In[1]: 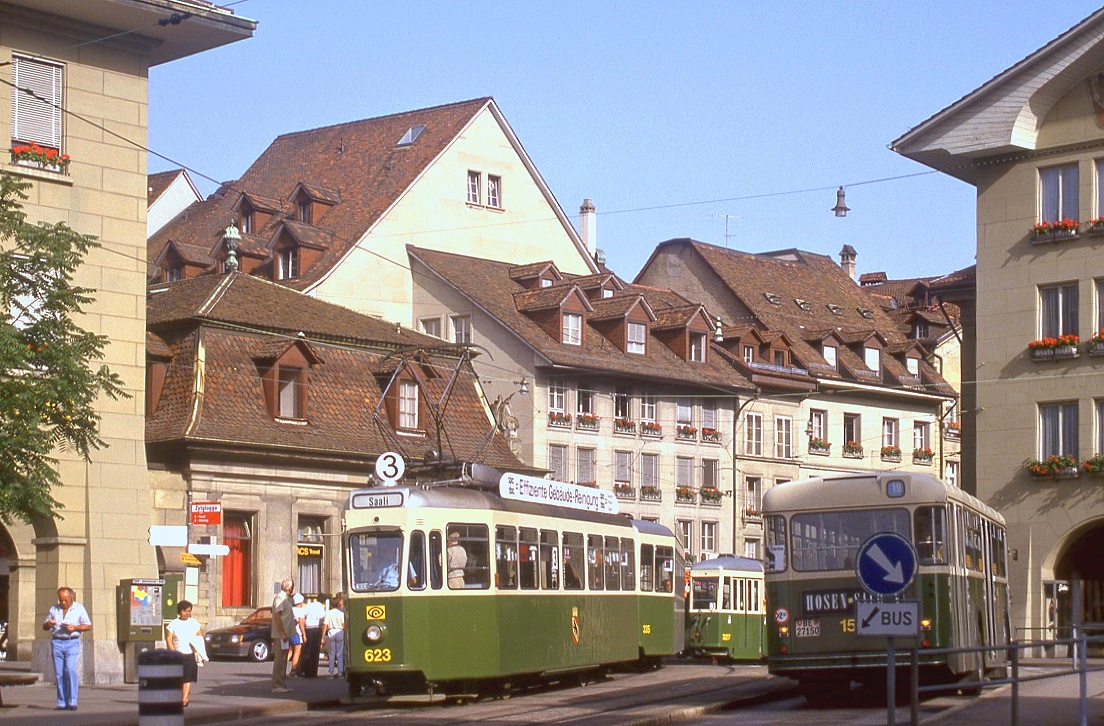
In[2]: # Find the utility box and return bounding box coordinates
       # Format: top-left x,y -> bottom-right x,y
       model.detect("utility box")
116,578 -> 164,642
161,574 -> 183,624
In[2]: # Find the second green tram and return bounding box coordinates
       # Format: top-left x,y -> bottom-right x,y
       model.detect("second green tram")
343,468 -> 686,698
685,554 -> 766,660
762,472 -> 1010,696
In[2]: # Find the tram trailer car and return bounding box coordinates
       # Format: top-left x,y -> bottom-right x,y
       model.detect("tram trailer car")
343,481 -> 686,697
686,555 -> 766,661
762,472 -> 1010,697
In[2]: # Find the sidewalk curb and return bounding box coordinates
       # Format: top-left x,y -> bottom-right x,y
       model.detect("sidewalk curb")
634,680 -> 801,725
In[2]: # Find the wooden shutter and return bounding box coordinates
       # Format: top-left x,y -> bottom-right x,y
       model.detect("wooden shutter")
12,55 -> 63,149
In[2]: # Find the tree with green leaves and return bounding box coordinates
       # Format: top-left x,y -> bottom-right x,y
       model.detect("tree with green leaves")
0,173 -> 126,524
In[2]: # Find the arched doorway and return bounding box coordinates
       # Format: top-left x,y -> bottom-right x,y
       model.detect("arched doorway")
1051,521 -> 1104,635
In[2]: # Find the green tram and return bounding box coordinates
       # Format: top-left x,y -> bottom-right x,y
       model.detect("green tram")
342,466 -> 686,698
762,472 -> 1010,698
685,554 -> 766,661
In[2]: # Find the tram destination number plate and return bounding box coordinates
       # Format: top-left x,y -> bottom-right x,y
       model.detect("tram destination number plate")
795,618 -> 820,637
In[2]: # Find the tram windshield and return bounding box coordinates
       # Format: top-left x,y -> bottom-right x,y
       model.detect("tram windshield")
691,576 -> 719,610
349,531 -> 404,592
791,508 -> 909,572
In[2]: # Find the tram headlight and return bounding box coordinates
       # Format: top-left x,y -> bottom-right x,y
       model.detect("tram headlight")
365,624 -> 385,643
778,626 -> 789,637
920,617 -> 932,632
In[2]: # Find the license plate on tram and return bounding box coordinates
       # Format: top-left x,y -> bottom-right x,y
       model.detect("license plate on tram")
794,618 -> 820,637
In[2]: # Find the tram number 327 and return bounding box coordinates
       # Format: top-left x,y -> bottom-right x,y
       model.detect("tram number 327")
364,648 -> 392,663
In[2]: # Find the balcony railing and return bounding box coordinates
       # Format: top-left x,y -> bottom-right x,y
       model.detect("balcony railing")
575,414 -> 600,431
701,428 -> 721,443
676,425 -> 697,441
613,418 -> 637,435
640,422 -> 662,438
613,484 -> 635,500
640,486 -> 661,502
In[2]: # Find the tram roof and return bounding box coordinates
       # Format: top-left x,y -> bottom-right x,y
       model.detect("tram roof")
690,554 -> 764,574
761,472 -> 1004,525
347,484 -> 676,536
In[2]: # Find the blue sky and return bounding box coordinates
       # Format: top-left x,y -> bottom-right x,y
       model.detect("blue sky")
150,1 -> 1104,282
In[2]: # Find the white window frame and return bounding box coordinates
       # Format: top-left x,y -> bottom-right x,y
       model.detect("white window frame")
576,447 -> 595,485
745,476 -> 762,514
419,317 -> 442,338
676,398 -> 693,426
627,322 -> 647,354
278,366 -> 301,419
278,248 -> 299,280
882,417 -> 900,448
675,456 -> 693,487
399,381 -> 418,429
689,332 -> 706,362
700,522 -> 717,554
907,357 -> 920,375
1041,163 -> 1078,222
467,170 -> 481,204
487,174 -> 502,208
576,384 -> 595,414
745,412 -> 763,456
744,539 -> 760,560
944,461 -> 959,487
844,413 -> 861,447
451,314 -> 472,345
702,458 -> 718,489
1040,402 -> 1078,458
1040,282 -> 1079,339
809,408 -> 827,440
823,345 -> 837,368
11,55 -> 64,150
913,421 -> 930,451
614,450 -> 632,485
775,416 -> 793,458
548,380 -> 567,414
742,345 -> 754,364
864,346 -> 881,375
641,394 -> 657,423
562,312 -> 582,345
677,520 -> 693,555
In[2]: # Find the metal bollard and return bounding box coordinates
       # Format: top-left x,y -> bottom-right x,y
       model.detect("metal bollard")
137,649 -> 184,725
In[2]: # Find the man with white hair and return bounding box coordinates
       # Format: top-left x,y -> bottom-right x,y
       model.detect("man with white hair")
270,578 -> 295,693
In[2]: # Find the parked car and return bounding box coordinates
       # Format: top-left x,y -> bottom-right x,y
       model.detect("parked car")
204,607 -> 273,662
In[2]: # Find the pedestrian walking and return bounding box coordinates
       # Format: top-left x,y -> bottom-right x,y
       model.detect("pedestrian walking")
301,593 -> 326,677
323,593 -> 345,678
165,600 -> 205,707
42,586 -> 91,711
270,578 -> 295,693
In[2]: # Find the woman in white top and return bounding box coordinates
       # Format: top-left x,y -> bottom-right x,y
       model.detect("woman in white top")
288,593 -> 306,676
165,600 -> 203,707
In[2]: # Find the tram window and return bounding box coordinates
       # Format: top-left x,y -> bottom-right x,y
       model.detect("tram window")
640,543 -> 655,591
496,525 -> 518,589
519,528 -> 539,590
914,506 -> 947,565
604,536 -> 621,590
964,511 -> 983,573
737,578 -> 745,611
449,523 -> 490,589
588,534 -> 605,590
620,537 -> 636,590
656,546 -> 674,592
691,575 -> 718,610
750,579 -> 761,612
540,529 -> 560,590
409,531 -> 427,590
429,531 -> 443,590
563,532 -> 584,590
791,508 -> 909,572
764,515 -> 787,573
991,526 -> 1008,577
349,530 -> 404,593
722,578 -> 731,610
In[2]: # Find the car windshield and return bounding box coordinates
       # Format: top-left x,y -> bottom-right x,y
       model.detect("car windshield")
240,609 -> 270,625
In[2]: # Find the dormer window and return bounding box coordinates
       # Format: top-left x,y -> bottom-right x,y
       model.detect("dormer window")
773,350 -> 786,367
823,345 -> 837,368
743,345 -> 754,364
763,293 -> 782,305
913,322 -> 929,339
241,211 -> 254,235
827,304 -> 843,315
278,366 -> 303,418
627,322 -> 647,354
399,381 -> 419,429
278,248 -> 300,280
794,298 -> 811,311
907,357 -> 919,375
540,277 -> 553,288
864,346 -> 881,375
298,200 -> 312,224
563,312 -> 582,345
689,332 -> 706,362
602,288 -> 614,299
857,307 -> 874,319
163,266 -> 183,283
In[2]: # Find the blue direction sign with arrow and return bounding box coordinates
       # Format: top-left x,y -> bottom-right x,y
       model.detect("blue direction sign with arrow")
855,532 -> 917,597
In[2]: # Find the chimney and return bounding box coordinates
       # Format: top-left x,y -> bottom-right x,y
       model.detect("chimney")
580,198 -> 596,256
839,244 -> 857,281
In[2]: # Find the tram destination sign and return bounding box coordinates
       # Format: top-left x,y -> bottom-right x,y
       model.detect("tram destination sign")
499,473 -> 619,515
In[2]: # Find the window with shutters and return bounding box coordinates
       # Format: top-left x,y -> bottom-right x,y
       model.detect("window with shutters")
11,55 -> 64,154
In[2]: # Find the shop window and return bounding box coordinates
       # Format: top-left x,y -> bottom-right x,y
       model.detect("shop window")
222,512 -> 254,608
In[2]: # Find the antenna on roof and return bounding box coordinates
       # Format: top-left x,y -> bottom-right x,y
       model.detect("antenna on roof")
338,139 -> 345,155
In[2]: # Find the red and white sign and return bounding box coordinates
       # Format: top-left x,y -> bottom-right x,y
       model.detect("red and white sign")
190,501 -> 222,525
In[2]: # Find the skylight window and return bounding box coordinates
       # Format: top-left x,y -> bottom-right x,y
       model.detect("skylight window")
826,304 -> 843,315
857,308 -> 874,319
794,298 -> 811,311
763,293 -> 782,305
397,124 -> 426,146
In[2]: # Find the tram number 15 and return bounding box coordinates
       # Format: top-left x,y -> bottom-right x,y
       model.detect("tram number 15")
364,648 -> 392,663
839,618 -> 856,634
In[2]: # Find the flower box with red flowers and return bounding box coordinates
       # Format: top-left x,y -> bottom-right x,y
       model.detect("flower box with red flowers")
548,411 -> 572,427
675,485 -> 695,503
1027,454 -> 1079,479
640,485 -> 661,501
745,505 -> 760,519
1083,454 -> 1104,476
1087,217 -> 1104,235
945,420 -> 961,439
575,412 -> 600,430
701,427 -> 720,443
699,486 -> 722,504
912,447 -> 934,464
614,417 -> 637,434
1032,218 -> 1079,242
10,142 -> 70,174
1087,330 -> 1104,357
613,482 -> 635,499
880,445 -> 902,462
808,437 -> 831,455
842,441 -> 864,458
641,421 -> 662,437
676,424 -> 697,440
1029,335 -> 1080,361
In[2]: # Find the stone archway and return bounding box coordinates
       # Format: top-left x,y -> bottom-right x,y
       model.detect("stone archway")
1051,519 -> 1104,626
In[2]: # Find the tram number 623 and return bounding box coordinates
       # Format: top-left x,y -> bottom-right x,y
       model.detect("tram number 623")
364,648 -> 392,663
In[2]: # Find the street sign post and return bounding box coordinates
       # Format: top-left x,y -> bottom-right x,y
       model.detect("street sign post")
855,532 -> 918,597
855,601 -> 920,637
190,501 -> 222,525
147,525 -> 187,547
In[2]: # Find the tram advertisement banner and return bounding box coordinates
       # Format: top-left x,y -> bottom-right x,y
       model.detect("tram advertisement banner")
499,473 -> 619,515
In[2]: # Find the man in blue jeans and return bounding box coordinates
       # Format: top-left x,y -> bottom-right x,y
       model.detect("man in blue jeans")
42,587 -> 92,711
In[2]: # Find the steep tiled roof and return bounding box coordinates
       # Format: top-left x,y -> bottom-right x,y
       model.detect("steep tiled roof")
148,272 -> 434,348
587,295 -> 650,323
409,246 -> 754,392
147,170 -> 182,207
148,98 -> 494,287
514,284 -> 586,313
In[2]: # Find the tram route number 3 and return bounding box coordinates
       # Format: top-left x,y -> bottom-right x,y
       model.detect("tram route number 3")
364,648 -> 392,663
375,452 -> 405,483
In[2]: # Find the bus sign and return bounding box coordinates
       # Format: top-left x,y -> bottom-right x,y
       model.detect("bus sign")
855,532 -> 917,597
855,601 -> 919,637
499,472 -> 618,515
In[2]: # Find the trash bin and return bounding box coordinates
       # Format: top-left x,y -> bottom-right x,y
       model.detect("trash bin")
137,648 -> 183,725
